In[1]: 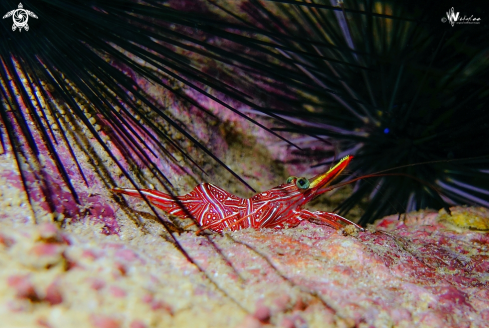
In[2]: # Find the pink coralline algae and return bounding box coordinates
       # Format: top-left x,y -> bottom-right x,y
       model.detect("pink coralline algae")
1,208 -> 489,327
216,208 -> 489,327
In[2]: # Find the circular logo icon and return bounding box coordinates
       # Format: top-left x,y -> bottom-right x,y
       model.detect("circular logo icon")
13,9 -> 28,27
441,17 -> 447,23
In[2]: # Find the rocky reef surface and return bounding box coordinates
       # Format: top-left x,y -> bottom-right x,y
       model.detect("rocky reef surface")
1,206 -> 488,328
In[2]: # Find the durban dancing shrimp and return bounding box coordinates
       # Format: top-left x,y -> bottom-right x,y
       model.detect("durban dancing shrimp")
113,155 -> 363,233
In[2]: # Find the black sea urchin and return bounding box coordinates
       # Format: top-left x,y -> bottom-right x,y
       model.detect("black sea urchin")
2,0 -> 488,228
198,0 -> 489,225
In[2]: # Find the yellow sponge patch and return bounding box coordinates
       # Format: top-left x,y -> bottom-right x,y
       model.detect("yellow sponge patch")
439,207 -> 489,231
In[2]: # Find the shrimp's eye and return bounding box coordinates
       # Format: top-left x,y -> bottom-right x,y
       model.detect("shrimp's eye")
286,176 -> 297,184
296,177 -> 310,189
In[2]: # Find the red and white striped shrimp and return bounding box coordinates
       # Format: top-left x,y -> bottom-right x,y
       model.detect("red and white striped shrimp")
113,155 -> 362,232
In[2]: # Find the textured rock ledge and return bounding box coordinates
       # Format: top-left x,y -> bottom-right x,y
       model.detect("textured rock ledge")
0,207 -> 488,328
